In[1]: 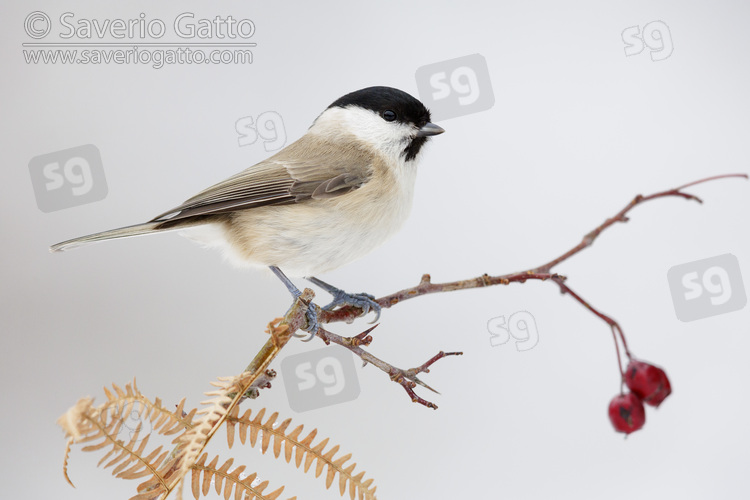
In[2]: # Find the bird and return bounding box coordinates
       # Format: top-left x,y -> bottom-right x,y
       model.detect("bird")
51,86 -> 445,335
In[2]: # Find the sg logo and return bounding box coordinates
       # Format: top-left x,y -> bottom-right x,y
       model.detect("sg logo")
280,347 -> 360,412
28,144 -> 107,213
622,20 -> 674,62
667,254 -> 746,322
110,407 -> 153,444
487,311 -> 539,352
415,53 -> 495,121
236,111 -> 286,152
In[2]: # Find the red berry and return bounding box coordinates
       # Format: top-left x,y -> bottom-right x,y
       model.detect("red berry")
608,393 -> 646,434
624,360 -> 672,407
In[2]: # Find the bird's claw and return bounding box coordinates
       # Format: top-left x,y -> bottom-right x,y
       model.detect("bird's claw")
322,291 -> 381,323
285,292 -> 319,342
292,303 -> 319,342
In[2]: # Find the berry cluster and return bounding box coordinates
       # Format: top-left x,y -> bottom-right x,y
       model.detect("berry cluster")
608,360 -> 672,435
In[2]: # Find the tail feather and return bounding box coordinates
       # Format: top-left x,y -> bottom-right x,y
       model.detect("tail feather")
50,221 -> 168,252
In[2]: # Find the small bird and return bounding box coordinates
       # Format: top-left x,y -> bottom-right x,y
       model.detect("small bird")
51,86 -> 444,333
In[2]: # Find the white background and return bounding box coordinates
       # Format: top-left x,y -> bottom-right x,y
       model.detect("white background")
1,1 -> 749,499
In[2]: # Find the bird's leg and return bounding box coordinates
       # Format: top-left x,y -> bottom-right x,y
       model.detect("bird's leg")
269,266 -> 319,338
306,276 -> 381,323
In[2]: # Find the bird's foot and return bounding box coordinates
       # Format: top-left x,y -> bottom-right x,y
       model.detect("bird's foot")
306,276 -> 382,323
270,266 -> 320,341
286,293 -> 319,342
302,302 -> 319,337
321,289 -> 381,323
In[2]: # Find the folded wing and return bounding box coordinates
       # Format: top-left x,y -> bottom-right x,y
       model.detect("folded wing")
151,136 -> 374,223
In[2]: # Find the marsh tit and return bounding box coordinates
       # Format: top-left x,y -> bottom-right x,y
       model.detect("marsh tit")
51,86 -> 444,333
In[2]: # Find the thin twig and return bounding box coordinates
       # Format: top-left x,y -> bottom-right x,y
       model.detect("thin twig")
163,290 -> 313,498
317,326 -> 462,409
231,174 -> 745,409
551,276 -> 630,385
317,173 -> 747,324
306,173 -> 746,405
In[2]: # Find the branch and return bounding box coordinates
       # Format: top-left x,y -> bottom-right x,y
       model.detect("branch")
237,173 -> 745,409
303,173 -> 746,406
162,289 -> 314,498
551,276 -> 630,389
319,173 -> 747,324
316,325 -> 463,409
60,174 -> 747,498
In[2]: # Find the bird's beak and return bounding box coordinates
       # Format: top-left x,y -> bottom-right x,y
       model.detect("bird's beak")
416,123 -> 445,137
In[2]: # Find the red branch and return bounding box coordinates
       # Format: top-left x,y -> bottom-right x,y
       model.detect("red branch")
306,173 -> 746,407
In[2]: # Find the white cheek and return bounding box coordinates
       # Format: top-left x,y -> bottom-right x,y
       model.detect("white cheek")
311,107 -> 415,162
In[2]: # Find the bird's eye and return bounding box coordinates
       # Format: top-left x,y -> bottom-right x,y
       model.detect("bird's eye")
382,110 -> 397,122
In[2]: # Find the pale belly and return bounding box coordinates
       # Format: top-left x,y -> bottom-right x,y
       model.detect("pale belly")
181,176 -> 415,277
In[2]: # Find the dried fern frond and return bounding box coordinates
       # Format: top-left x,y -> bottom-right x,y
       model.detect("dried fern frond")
226,407 -> 377,500
57,380 -> 193,497
169,319 -> 294,499
169,373 -> 252,499
189,453 -> 295,500
100,382 -> 198,435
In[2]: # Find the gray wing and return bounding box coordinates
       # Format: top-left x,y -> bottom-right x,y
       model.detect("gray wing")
151,136 -> 373,223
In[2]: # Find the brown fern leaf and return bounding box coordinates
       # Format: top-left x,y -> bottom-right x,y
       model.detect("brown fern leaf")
100,381 -> 197,436
189,453 -> 296,500
131,453 -> 182,500
226,407 -> 377,500
57,381 -> 196,500
62,436 -> 75,487
168,370 -> 271,499
170,381 -> 235,497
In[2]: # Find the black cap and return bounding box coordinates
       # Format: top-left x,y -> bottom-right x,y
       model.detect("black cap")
329,86 -> 438,161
